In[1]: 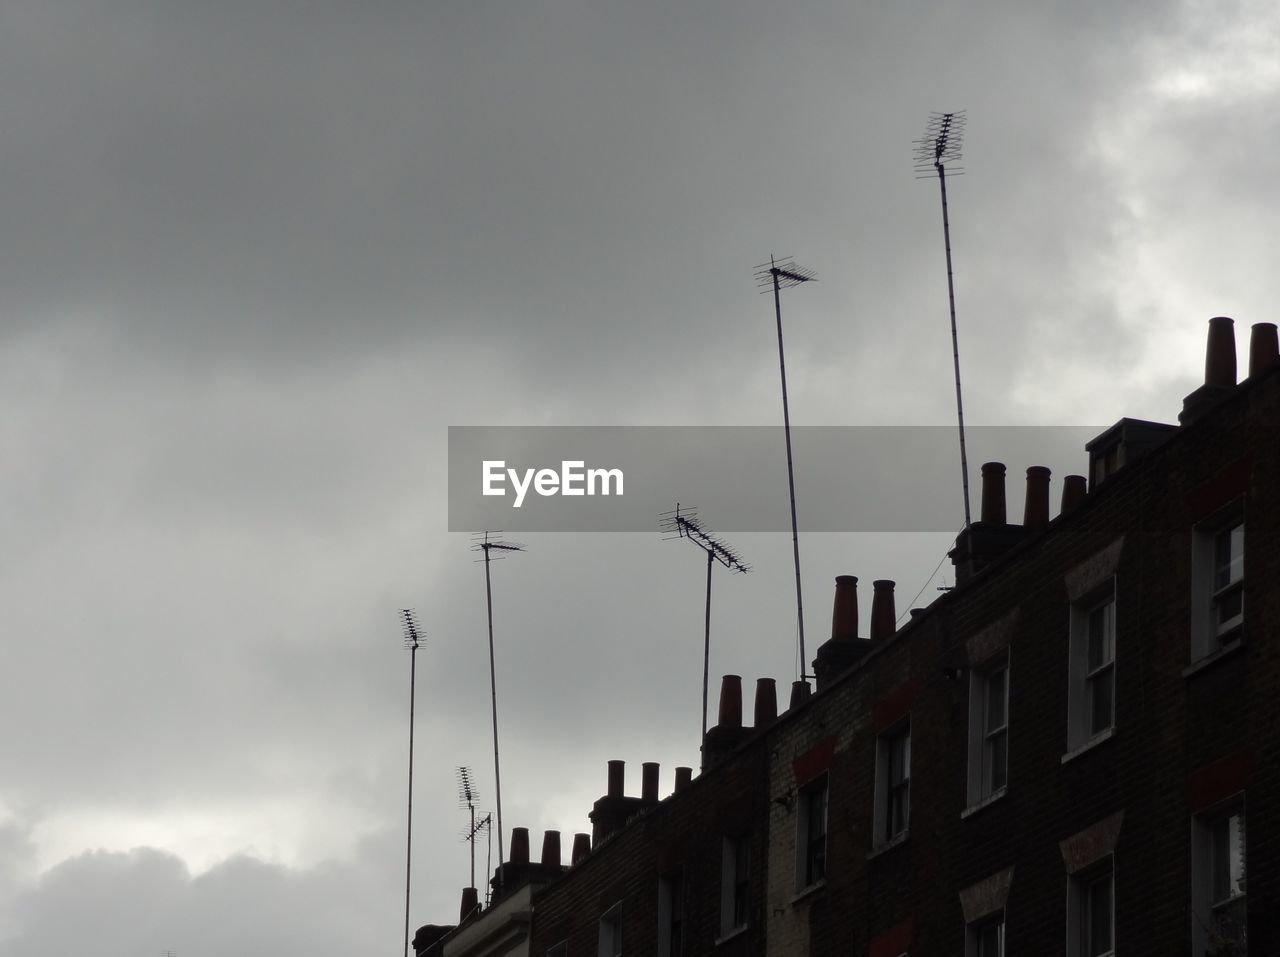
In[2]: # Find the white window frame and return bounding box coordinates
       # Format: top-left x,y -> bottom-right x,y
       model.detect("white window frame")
1068,581 -> 1116,751
598,902 -> 622,957
1192,796 -> 1247,956
967,655 -> 1009,807
1191,507 -> 1245,660
657,870 -> 683,957
965,911 -> 1005,957
794,774 -> 828,890
874,721 -> 910,847
719,833 -> 750,937
1066,857 -> 1115,957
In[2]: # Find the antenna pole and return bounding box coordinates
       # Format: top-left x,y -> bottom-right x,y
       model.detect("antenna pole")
701,545 -> 713,763
483,548 -> 505,897
916,112 -> 972,536
772,263 -> 807,678
937,166 -> 971,531
400,611 -> 424,957
755,257 -> 816,681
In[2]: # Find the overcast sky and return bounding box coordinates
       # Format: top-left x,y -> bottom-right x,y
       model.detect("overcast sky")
3,1 -> 1277,954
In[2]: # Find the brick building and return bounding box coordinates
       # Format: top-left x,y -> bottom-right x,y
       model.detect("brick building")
421,317 -> 1278,957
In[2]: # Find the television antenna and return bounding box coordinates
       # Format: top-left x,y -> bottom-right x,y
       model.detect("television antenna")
472,532 -> 524,897
754,256 -> 816,684
915,111 -> 973,535
400,609 -> 425,957
661,504 -> 750,770
456,766 -> 482,890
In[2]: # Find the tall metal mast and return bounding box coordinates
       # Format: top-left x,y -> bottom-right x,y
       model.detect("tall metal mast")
473,532 -> 524,898
661,504 -> 749,769
755,257 -> 817,682
400,610 -> 424,957
915,111 -> 972,532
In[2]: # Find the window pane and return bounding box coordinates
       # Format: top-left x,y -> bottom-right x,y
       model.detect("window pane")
1087,873 -> 1113,956
1089,668 -> 1113,736
986,668 -> 1007,730
986,730 -> 1007,792
1211,812 -> 1246,903
1214,524 -> 1244,589
1087,601 -> 1114,672
976,917 -> 1004,957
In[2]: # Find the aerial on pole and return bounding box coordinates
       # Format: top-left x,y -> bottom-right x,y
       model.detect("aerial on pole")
754,256 -> 817,685
472,531 -> 525,899
400,609 -> 424,957
914,111 -> 973,542
660,504 -> 749,770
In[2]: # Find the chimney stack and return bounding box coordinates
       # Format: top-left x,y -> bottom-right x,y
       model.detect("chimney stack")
980,462 -> 1007,525
590,761 -> 646,845
641,762 -> 659,802
571,832 -> 591,865
1023,466 -> 1051,531
753,678 -> 778,728
1061,474 -> 1087,514
1249,322 -> 1279,378
702,675 -> 754,768
870,580 -> 896,641
1182,317 -> 1239,423
814,576 -> 871,689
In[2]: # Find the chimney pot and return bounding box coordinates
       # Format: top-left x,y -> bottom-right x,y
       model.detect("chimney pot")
674,766 -> 693,793
571,832 -> 591,865
540,830 -> 561,868
717,675 -> 743,728
606,759 -> 624,798
1205,316 -> 1237,387
1061,474 -> 1087,514
459,886 -> 480,923
753,677 -> 778,727
870,580 -> 896,641
641,762 -> 659,802
980,462 -> 1007,524
510,827 -> 529,864
1024,465 -> 1051,531
830,575 -> 859,641
1249,322 -> 1279,378
789,679 -> 811,709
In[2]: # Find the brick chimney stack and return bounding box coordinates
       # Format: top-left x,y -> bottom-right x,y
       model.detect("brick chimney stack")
1182,317 -> 1239,423
814,576 -> 872,689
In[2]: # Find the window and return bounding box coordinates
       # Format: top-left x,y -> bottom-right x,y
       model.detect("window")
967,658 -> 1009,806
966,913 -> 1004,957
598,903 -> 622,957
1192,511 -> 1244,659
547,944 -> 568,957
795,775 -> 827,888
874,723 -> 910,845
720,834 -> 749,936
658,871 -> 683,957
1193,802 -> 1246,955
1068,863 -> 1114,957
1068,585 -> 1115,750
